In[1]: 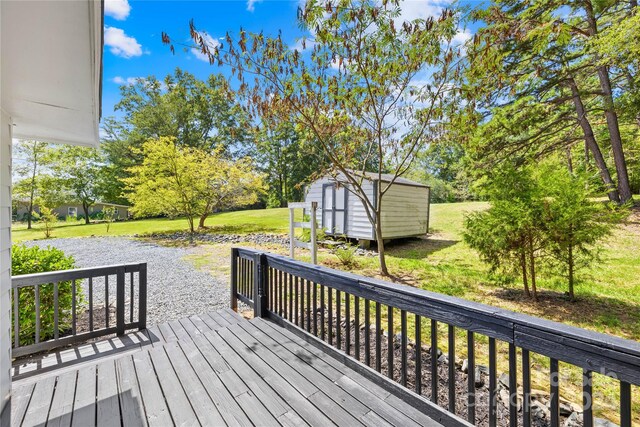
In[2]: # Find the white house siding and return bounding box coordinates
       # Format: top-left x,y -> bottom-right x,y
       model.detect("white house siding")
0,110 -> 12,423
379,183 -> 430,239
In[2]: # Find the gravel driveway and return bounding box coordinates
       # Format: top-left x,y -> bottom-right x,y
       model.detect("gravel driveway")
25,237 -> 229,326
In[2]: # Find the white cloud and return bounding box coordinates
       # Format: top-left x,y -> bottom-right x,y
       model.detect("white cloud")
104,0 -> 131,20
112,76 -> 140,85
396,0 -> 445,23
452,28 -> 472,45
191,32 -> 220,62
246,0 -> 263,12
291,38 -> 316,52
104,27 -> 142,58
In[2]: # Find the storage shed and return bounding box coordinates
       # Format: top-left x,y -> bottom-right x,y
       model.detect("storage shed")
304,172 -> 430,244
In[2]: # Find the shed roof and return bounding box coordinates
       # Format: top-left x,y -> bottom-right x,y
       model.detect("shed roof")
324,170 -> 429,189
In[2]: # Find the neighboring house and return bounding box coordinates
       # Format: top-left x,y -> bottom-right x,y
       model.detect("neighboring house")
14,201 -> 131,221
305,172 -> 431,245
0,1 -> 103,423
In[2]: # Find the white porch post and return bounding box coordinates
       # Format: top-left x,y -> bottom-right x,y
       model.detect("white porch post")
0,0 -> 11,420
0,110 -> 12,426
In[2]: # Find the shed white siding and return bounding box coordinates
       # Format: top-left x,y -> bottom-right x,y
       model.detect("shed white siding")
379,183 -> 430,239
305,175 -> 429,241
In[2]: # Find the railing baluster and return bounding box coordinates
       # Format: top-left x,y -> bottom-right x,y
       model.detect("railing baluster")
35,284 -> 40,344
467,331 -> 475,424
522,349 -> 531,427
105,275 -> 109,329
54,281 -> 59,339
509,343 -> 517,427
313,282 -> 318,336
345,293 -> 351,356
294,276 -> 299,326
288,273 -> 293,322
415,314 -> 422,395
116,268 -> 125,335
364,299 -> 371,367
582,370 -> 593,427
306,279 -> 311,333
550,358 -> 559,427
448,324 -> 455,414
13,288 -> 19,348
130,271 -> 134,323
328,287 -> 333,345
279,270 -> 283,316
89,277 -> 94,331
336,290 -> 342,350
375,302 -> 381,372
387,306 -> 394,380
489,337 -> 497,427
354,295 -> 360,361
139,264 -> 147,330
620,381 -> 631,427
431,319 -> 438,404
401,309 -> 407,387
320,284 -> 325,341
230,249 -> 238,311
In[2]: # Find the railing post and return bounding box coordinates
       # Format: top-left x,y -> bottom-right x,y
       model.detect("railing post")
253,253 -> 268,318
116,267 -> 125,336
138,263 -> 147,330
230,248 -> 238,311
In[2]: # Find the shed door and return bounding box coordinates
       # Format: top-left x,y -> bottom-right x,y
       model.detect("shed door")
322,184 -> 347,235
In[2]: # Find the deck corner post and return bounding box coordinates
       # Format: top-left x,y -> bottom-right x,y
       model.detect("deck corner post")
116,267 -> 125,336
253,252 -> 268,318
230,248 -> 239,311
138,263 -> 147,330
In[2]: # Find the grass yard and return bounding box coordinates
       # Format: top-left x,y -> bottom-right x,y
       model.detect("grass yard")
12,208 -> 293,243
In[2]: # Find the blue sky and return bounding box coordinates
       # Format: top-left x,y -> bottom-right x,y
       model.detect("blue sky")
102,0 -> 475,126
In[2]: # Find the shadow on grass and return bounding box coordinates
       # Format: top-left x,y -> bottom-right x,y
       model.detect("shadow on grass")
385,236 -> 460,259
491,287 -> 640,340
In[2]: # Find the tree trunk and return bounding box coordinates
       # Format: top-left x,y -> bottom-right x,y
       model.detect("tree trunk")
374,214 -> 389,275
528,232 -> 537,300
187,216 -> 195,234
521,247 -> 530,297
568,78 -> 620,203
566,147 -> 573,174
82,202 -> 90,224
568,244 -> 575,301
584,1 -> 633,203
198,213 -> 208,229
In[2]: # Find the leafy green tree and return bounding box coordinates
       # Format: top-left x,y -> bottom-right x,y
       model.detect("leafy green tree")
102,69 -> 251,202
165,0 -> 463,274
466,0 -> 635,203
464,165 -> 544,298
12,140 -> 53,228
540,167 -> 621,300
103,206 -> 117,233
35,206 -> 59,238
50,146 -> 106,224
124,137 -> 263,233
256,121 -> 326,207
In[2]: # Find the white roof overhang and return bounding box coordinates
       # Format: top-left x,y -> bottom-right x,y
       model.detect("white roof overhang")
1,0 -> 103,147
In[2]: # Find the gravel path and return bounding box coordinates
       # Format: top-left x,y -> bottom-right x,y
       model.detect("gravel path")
25,237 -> 229,326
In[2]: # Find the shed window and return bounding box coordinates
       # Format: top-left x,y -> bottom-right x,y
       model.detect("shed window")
67,207 -> 77,217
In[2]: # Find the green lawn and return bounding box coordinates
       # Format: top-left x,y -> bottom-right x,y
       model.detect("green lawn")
12,208 -> 293,243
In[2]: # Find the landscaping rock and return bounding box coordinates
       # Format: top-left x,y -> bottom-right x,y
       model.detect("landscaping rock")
474,366 -> 485,387
594,418 -> 619,427
461,358 -> 469,373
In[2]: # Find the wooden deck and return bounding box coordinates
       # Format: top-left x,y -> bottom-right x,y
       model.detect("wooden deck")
11,309 -> 443,427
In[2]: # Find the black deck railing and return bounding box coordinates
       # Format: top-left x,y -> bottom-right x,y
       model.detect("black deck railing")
231,247 -> 639,427
11,263 -> 147,358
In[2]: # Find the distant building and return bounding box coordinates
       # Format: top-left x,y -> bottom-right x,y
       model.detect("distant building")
14,201 -> 131,221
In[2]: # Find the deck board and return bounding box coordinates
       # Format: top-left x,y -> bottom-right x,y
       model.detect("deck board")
12,309 -> 447,427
